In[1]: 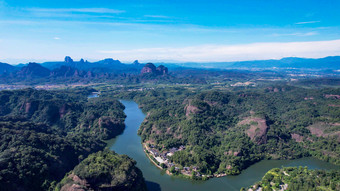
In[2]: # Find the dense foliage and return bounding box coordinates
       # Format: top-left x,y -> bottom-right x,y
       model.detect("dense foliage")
116,86 -> 340,176
55,150 -> 147,191
0,88 -> 126,191
243,167 -> 340,191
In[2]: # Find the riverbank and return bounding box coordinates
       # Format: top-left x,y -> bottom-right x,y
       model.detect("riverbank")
142,143 -> 229,180
108,100 -> 340,191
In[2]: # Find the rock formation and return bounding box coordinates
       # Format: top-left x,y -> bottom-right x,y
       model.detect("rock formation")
141,63 -> 168,76
156,65 -> 168,75
64,56 -> 74,63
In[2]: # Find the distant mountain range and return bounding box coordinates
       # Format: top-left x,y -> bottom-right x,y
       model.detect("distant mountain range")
0,56 -> 172,83
0,56 -> 339,83
167,56 -> 340,70
230,56 -> 340,69
0,62 -> 17,75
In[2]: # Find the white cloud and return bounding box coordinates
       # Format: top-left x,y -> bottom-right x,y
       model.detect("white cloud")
25,8 -> 125,14
98,39 -> 340,62
144,15 -> 169,19
53,37 -> 60,40
295,21 -> 320,25
272,32 -> 318,37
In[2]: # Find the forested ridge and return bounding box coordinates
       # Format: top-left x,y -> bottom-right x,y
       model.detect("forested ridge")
115,85 -> 340,177
0,88 -> 128,191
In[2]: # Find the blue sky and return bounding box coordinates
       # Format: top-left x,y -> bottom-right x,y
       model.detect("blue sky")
0,0 -> 340,64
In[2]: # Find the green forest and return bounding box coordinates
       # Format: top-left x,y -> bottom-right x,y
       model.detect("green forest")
0,81 -> 339,190
0,88 -> 129,191
55,150 -> 147,191
114,85 -> 340,177
243,167 -> 340,191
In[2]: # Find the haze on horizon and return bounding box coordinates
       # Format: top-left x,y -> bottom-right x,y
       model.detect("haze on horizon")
0,0 -> 340,64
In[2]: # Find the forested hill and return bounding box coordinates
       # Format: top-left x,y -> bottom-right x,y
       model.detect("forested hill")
0,88 -> 137,191
55,150 -> 147,191
243,167 -> 340,191
115,86 -> 340,178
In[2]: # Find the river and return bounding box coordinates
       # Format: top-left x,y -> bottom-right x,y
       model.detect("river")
107,100 -> 339,191
87,92 -> 100,98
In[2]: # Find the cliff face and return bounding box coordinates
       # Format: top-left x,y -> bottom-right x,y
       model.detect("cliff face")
141,63 -> 157,74
141,63 -> 168,76
56,150 -> 147,191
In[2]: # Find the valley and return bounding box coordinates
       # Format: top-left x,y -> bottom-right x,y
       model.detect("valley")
0,57 -> 339,191
107,100 -> 339,191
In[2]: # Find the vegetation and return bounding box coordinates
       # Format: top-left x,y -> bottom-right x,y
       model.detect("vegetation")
243,167 -> 340,191
114,85 -> 340,177
0,88 -> 126,191
55,150 -> 147,191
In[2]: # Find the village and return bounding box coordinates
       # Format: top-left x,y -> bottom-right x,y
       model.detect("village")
143,143 -> 203,177
143,143 -> 230,179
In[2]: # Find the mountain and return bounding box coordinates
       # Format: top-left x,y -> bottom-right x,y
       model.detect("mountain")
0,89 -> 127,191
51,65 -> 93,78
0,62 -> 17,74
16,62 -> 51,78
41,56 -> 144,74
230,56 -> 340,69
133,60 -> 141,65
156,65 -> 169,75
163,56 -> 340,70
56,150 -> 147,191
141,63 -> 168,76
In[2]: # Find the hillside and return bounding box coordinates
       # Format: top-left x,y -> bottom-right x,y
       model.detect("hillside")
114,86 -> 340,178
0,88 -> 127,191
0,62 -> 17,75
55,150 -> 147,191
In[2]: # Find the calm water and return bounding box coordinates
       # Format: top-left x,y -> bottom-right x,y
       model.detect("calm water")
108,100 -> 339,191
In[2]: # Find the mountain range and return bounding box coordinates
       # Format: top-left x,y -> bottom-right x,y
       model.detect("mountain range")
166,56 -> 340,70
0,56 -> 339,83
0,56 -> 171,83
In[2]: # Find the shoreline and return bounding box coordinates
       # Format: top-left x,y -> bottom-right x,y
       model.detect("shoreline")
142,143 -> 228,179
143,144 -> 173,176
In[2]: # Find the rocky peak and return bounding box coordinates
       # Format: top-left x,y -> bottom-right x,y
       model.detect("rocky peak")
141,63 -> 168,76
64,56 -> 74,63
141,63 -> 156,74
133,60 -> 140,65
